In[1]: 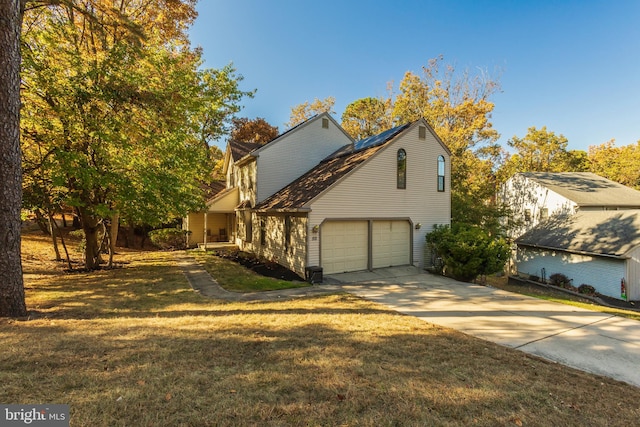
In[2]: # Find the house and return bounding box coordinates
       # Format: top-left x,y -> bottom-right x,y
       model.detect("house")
515,210 -> 640,300
185,113 -> 451,279
500,172 -> 640,300
501,172 -> 640,239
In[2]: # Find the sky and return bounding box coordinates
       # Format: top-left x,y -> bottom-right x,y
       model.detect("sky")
188,0 -> 640,153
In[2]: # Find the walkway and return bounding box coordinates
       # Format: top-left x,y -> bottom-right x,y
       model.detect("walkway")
176,254 -> 640,389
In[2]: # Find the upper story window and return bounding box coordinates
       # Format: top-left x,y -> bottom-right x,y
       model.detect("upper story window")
397,149 -> 407,189
418,125 -> 427,140
437,155 -> 445,192
322,118 -> 329,129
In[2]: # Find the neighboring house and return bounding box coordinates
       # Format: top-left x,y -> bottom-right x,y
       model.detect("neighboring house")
515,210 -> 640,300
501,172 -> 640,239
185,113 -> 451,279
500,172 -> 640,300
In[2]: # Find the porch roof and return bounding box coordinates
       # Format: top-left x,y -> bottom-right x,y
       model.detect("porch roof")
206,187 -> 239,213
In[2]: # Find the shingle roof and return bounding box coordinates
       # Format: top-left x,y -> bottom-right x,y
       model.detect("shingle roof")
203,180 -> 226,201
228,140 -> 263,161
255,123 -> 411,211
516,210 -> 640,257
521,172 -> 640,208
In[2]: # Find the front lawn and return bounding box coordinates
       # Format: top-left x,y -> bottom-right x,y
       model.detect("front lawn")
2,231 -> 639,426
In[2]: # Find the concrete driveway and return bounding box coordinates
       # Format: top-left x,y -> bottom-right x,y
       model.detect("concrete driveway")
327,267 -> 640,389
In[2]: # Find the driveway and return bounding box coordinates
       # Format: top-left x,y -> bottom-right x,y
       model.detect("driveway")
328,267 -> 640,389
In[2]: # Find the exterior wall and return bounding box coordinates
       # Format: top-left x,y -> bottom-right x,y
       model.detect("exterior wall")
627,246 -> 640,300
516,246 -> 627,300
501,174 -> 577,239
255,116 -> 352,203
237,161 -> 257,207
308,124 -> 451,270
243,214 -> 307,278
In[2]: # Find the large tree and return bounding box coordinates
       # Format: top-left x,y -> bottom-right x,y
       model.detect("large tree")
20,1 -> 251,269
0,0 -> 27,317
589,140 -> 640,190
286,96 -> 335,128
230,117 -> 279,144
392,56 -> 503,231
341,97 -> 393,140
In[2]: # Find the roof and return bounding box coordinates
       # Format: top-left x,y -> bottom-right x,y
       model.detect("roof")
228,140 -> 263,162
202,180 -> 226,200
255,123 -> 412,211
516,209 -> 640,258
519,172 -> 640,208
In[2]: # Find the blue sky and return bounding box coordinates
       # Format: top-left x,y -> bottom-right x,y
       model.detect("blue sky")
189,0 -> 639,153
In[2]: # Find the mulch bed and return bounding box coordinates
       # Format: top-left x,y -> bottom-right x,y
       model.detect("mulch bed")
213,250 -> 304,282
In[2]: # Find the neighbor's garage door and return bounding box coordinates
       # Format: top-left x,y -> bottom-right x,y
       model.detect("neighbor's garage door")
321,221 -> 368,274
372,220 -> 411,269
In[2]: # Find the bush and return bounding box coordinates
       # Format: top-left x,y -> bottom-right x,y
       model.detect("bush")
549,273 -> 572,288
148,228 -> 189,250
578,284 -> 596,295
426,224 -> 510,282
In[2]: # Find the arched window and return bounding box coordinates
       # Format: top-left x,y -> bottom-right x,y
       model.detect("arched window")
437,155 -> 445,192
397,149 -> 406,189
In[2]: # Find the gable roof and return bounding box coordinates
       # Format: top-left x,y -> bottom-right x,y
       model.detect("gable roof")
516,209 -> 640,258
228,140 -> 263,162
519,172 -> 640,208
254,122 -> 413,211
250,112 -> 354,157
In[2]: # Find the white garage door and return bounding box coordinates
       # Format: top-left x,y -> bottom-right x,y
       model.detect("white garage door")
372,220 -> 411,269
321,221 -> 368,274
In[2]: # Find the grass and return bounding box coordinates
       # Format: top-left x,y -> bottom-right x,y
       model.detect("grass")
191,251 -> 308,292
2,231 -> 640,426
485,275 -> 640,322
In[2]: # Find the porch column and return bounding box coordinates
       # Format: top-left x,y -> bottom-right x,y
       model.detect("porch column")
203,211 -> 208,246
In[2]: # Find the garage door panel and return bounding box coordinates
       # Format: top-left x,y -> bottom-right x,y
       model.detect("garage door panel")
322,221 -> 368,274
372,220 -> 410,269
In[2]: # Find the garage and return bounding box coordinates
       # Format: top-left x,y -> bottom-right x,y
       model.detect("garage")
321,219 -> 412,274
321,221 -> 368,274
372,220 -> 411,268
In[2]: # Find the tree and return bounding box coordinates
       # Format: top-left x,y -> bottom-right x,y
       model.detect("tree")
20,1 -> 252,269
588,140 -> 640,189
230,117 -> 279,144
426,224 -> 510,282
0,0 -> 28,317
341,97 -> 393,140
392,56 -> 503,230
286,96 -> 335,128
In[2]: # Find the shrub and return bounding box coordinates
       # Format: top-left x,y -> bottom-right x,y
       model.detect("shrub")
148,228 -> 189,250
578,284 -> 596,295
529,275 -> 540,282
426,224 -> 510,282
549,273 -> 572,288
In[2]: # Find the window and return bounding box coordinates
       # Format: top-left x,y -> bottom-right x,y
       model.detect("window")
397,149 -> 407,189
244,211 -> 252,243
322,118 -> 329,129
524,209 -> 532,222
260,217 -> 266,246
437,155 -> 445,192
284,216 -> 292,251
418,125 -> 426,140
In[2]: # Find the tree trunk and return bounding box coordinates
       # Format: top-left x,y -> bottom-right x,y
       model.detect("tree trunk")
48,213 -> 61,261
79,208 -> 101,270
0,0 -> 27,317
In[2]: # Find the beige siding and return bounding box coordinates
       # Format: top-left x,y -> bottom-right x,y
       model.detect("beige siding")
308,124 -> 450,270
251,214 -> 307,278
256,115 -> 352,203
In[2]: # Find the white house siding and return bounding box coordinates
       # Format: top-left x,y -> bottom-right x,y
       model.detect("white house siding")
627,246 -> 640,300
308,125 -> 450,271
255,116 -> 352,203
502,174 -> 577,238
516,247 -> 627,300
249,214 -> 308,278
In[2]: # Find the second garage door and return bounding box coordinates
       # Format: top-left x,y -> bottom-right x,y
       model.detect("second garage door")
372,220 -> 411,269
321,221 -> 368,274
